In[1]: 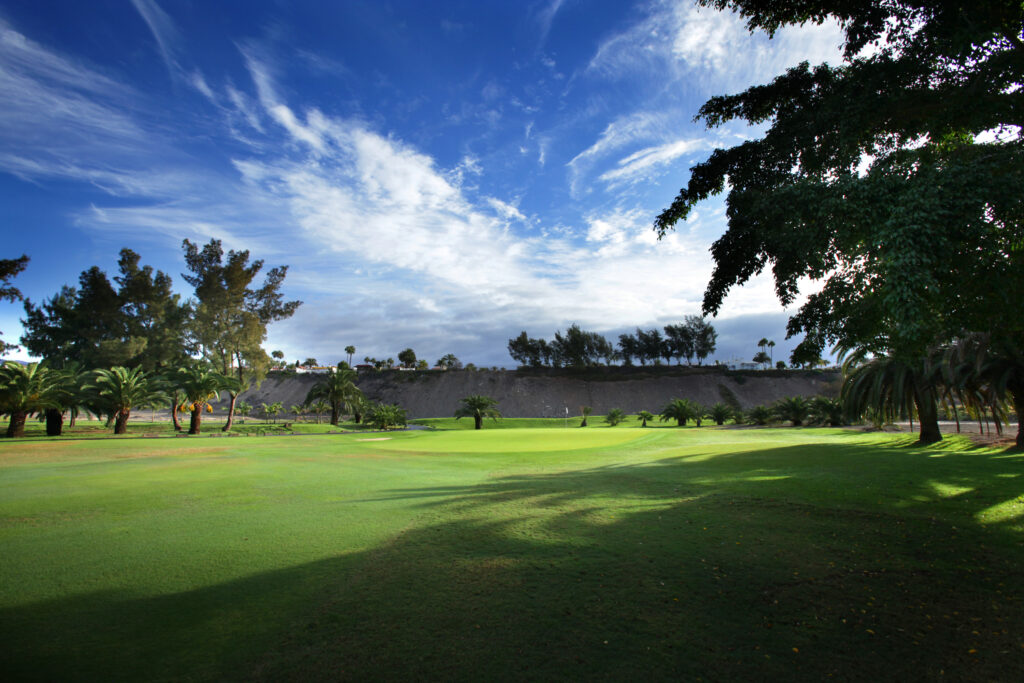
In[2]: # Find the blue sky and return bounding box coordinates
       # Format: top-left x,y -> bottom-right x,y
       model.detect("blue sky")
0,0 -> 844,367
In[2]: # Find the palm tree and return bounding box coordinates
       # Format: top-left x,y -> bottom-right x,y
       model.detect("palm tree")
264,401 -> 283,424
774,396 -> 811,426
236,401 -> 251,424
840,350 -> 943,444
659,398 -> 700,426
290,404 -> 305,422
454,395 -> 502,430
369,403 -> 406,430
747,405 -> 773,425
345,346 -> 355,367
810,396 -> 845,426
707,403 -> 732,426
45,363 -> 87,436
309,399 -> 330,424
87,366 -> 165,434
768,340 -> 776,364
173,365 -> 231,435
944,334 -> 1024,448
637,410 -> 654,427
305,366 -> 362,426
0,362 -> 61,438
604,408 -> 626,426
580,405 -> 592,427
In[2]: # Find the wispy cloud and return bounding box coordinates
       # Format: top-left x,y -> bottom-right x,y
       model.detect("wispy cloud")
587,1 -> 844,89
130,0 -> 182,77
599,138 -> 706,185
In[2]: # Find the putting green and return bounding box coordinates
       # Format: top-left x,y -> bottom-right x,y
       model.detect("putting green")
362,427 -> 656,453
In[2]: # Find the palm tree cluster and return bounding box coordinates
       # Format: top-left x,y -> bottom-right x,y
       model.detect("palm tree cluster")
0,360 -> 245,437
840,337 -> 1023,447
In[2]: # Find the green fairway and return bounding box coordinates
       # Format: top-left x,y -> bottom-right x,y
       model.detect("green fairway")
1,427 -> 1022,680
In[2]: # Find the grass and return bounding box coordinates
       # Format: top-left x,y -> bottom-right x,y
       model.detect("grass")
1,426 -> 1022,680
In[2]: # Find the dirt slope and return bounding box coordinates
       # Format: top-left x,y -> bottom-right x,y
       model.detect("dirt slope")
235,367 -> 839,419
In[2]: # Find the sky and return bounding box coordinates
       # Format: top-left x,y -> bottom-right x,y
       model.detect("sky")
0,0 -> 845,368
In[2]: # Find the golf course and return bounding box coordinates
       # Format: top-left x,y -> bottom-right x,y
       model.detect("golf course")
2,423 -> 1021,680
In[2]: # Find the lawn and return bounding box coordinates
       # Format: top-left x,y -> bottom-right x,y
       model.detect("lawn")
1,427 -> 1021,680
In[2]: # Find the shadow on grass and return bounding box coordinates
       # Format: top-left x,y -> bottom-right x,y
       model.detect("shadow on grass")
2,439 -> 1022,681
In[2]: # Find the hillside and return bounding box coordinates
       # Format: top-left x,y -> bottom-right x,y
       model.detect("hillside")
235,366 -> 839,419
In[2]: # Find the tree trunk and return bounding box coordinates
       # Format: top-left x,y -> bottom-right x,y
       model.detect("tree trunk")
913,385 -> 942,445
45,408 -> 64,436
222,392 -> 238,432
474,414 -> 482,430
1009,380 -> 1023,449
189,408 -> 201,435
330,402 -> 339,426
677,417 -> 684,427
105,413 -> 115,429
114,409 -> 130,435
6,410 -> 27,438
171,391 -> 182,431
69,408 -> 77,427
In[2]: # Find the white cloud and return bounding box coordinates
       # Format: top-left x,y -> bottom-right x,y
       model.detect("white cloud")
599,138 -> 706,185
130,0 -> 182,77
587,1 -> 844,90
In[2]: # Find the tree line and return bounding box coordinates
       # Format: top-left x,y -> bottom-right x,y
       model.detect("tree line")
508,317 -> 717,368
1,240 -> 302,436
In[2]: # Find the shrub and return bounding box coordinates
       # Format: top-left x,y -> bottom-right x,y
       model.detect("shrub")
604,408 -> 626,426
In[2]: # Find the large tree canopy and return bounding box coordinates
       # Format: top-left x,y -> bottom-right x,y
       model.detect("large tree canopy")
654,0 -> 1024,443
655,0 -> 1024,360
181,239 -> 301,430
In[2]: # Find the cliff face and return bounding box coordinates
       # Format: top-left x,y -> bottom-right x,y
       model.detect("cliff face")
236,367 -> 839,419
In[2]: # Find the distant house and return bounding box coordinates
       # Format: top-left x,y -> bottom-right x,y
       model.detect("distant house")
723,358 -> 760,371
295,365 -> 334,375
354,364 -> 375,372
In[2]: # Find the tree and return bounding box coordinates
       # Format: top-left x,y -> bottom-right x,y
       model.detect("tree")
262,401 -> 283,424
810,396 -> 845,427
768,340 -> 776,364
43,363 -> 87,436
87,366 -> 164,434
290,404 -> 305,422
302,358 -> 319,368
840,351 -> 942,443
0,362 -> 60,438
654,1 -> 1024,430
369,403 -> 406,430
397,348 -> 417,369
344,345 -> 355,366
181,239 -> 301,432
309,399 -> 329,424
753,351 -> 771,369
236,401 -> 252,424
436,353 -> 462,370
636,328 -> 664,366
604,408 -> 626,426
637,410 -> 654,427
454,395 -> 502,430
659,398 -> 701,427
774,396 -> 812,427
747,405 -> 773,426
707,403 -> 733,426
664,324 -> 694,365
579,405 -> 592,428
305,366 -> 362,426
1,255 -> 28,353
688,317 -> 717,365
617,333 -> 640,366
172,364 -> 232,435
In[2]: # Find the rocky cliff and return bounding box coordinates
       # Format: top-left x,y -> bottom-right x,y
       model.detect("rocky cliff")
235,366 -> 839,419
